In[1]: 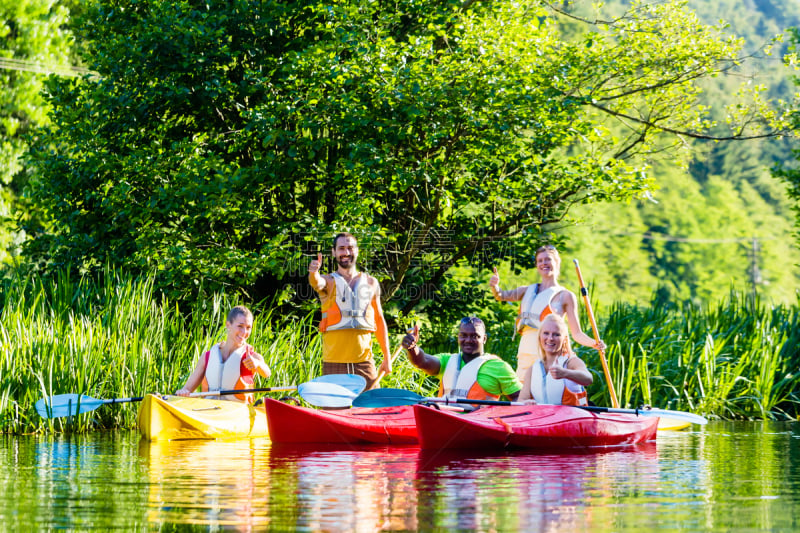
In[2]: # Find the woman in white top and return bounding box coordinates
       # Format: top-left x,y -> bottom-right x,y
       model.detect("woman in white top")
518,314 -> 593,405
489,244 -> 604,379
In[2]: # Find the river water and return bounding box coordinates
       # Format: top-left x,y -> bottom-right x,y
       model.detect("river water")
2,421 -> 799,531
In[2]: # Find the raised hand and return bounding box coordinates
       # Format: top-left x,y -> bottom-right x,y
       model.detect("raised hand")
401,324 -> 420,350
489,266 -> 500,289
308,252 -> 323,274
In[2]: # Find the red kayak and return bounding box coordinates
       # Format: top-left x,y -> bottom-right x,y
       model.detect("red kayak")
414,403 -> 659,450
264,398 -> 418,445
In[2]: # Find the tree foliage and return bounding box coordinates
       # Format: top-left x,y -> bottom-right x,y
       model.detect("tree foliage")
24,0 -> 794,313
0,0 -> 74,263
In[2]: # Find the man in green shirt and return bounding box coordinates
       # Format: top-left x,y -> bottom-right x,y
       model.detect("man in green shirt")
401,316 -> 522,401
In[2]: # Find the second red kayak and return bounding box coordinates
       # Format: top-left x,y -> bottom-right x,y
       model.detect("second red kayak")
414,403 -> 659,450
264,398 -> 418,445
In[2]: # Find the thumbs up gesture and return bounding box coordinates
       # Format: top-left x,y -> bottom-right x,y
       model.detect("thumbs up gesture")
308,252 -> 323,274
401,325 -> 420,350
489,266 -> 500,289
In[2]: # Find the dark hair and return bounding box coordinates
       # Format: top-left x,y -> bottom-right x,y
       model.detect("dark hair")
227,305 -> 253,323
332,232 -> 357,249
459,316 -> 486,330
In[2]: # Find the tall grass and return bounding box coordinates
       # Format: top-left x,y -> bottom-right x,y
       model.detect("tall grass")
2,270 -> 798,434
579,292 -> 800,420
0,269 -> 429,434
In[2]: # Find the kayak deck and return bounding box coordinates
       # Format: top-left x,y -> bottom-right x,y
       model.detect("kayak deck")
414,403 -> 659,450
264,398 -> 418,445
137,394 -> 269,441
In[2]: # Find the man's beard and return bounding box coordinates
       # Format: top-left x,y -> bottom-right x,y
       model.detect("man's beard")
336,256 -> 354,268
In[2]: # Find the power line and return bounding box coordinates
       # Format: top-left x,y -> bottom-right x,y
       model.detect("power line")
0,57 -> 97,78
609,232 -> 781,244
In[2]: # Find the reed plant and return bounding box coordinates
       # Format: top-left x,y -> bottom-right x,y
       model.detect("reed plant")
1,268 -> 433,434
579,292 -> 800,420
2,268 -> 798,434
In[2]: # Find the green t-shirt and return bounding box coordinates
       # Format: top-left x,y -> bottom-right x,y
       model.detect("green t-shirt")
434,353 -> 522,398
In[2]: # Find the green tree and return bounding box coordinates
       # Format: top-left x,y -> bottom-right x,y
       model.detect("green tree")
0,0 -> 76,264
24,0 -> 793,311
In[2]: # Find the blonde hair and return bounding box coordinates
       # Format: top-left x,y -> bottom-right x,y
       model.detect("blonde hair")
535,244 -> 561,278
537,314 -> 571,356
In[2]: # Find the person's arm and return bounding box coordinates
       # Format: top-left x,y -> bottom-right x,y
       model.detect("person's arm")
479,360 -> 523,401
549,356 -> 594,387
308,253 -> 330,297
371,281 -> 392,375
176,353 -> 208,396
562,290 -> 607,351
518,366 -> 534,402
243,349 -> 271,379
400,325 -> 441,375
489,267 -> 528,302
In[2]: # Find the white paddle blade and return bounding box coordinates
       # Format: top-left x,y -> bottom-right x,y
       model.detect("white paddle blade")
646,408 -> 708,425
312,374 -> 367,395
298,382 -> 357,408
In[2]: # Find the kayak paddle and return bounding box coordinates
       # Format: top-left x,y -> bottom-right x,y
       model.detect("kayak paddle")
352,388 -> 708,425
36,373 -> 367,419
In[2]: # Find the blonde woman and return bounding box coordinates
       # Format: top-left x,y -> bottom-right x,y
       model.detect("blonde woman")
489,244 -> 604,379
518,314 -> 593,406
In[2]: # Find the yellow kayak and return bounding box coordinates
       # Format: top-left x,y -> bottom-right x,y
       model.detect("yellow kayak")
137,394 -> 269,441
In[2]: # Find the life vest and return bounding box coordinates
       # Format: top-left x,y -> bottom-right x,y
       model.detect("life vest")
438,353 -> 501,401
516,284 -> 565,333
201,344 -> 255,403
319,272 -> 377,332
529,355 -> 588,406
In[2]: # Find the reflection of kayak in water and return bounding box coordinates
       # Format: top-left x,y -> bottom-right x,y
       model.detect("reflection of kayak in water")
264,398 -> 418,445
415,440 -> 659,472
414,404 -> 659,450
657,417 -> 691,431
137,394 -> 269,440
139,437 -> 270,530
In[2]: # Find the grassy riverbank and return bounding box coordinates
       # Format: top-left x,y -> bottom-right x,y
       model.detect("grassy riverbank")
1,271 -> 798,434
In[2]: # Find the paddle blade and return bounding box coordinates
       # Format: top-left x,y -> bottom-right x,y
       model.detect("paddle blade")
310,374 -> 366,396
35,394 -> 105,419
646,408 -> 708,425
351,388 -> 424,408
298,382 -> 358,408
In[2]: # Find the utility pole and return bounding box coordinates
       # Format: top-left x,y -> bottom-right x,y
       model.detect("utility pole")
749,236 -> 761,302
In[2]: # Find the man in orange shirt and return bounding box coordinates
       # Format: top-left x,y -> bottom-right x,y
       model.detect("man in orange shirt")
308,232 -> 391,389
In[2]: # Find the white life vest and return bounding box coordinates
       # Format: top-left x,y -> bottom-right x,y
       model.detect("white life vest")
204,344 -> 248,399
516,284 -> 565,332
440,353 -> 494,399
321,272 -> 377,332
529,354 -> 588,406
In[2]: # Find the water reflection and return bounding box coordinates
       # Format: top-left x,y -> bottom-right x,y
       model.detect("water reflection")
2,422 -> 800,531
140,438 -> 271,531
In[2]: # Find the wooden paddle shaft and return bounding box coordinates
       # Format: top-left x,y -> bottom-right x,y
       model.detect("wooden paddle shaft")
573,259 -> 620,409
375,344 -> 404,384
